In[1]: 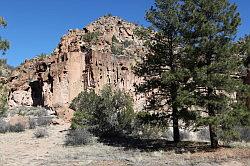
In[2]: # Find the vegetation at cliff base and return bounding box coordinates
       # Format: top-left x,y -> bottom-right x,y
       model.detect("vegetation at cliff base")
0,82 -> 8,117
70,86 -> 135,138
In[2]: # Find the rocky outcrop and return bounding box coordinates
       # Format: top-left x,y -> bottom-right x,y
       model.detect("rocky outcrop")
8,16 -> 146,112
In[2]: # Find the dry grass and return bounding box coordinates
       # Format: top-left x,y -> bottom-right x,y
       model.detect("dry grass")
0,123 -> 249,166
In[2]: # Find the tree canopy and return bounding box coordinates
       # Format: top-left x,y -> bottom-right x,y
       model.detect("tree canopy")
134,0 -> 250,148
0,16 -> 9,117
0,16 -> 9,53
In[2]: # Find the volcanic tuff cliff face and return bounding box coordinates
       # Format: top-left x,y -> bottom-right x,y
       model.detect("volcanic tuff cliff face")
8,16 -> 146,111
9,15 -> 249,113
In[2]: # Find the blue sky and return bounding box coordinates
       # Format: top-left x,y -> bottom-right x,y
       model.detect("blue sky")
1,0 -> 249,67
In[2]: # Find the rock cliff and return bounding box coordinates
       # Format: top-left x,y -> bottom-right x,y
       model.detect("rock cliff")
8,16 -> 146,111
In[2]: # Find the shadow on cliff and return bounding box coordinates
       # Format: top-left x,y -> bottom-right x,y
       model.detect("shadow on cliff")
97,136 -> 217,153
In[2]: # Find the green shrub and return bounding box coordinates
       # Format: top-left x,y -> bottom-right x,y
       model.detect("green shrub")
82,32 -> 100,44
132,111 -> 170,139
135,111 -> 169,127
239,126 -> 250,142
0,59 -> 12,77
70,86 -> 135,137
9,106 -> 48,117
123,40 -> 133,48
0,119 -> 8,133
112,35 -> 119,43
104,13 -> 113,17
133,27 -> 152,40
65,128 -> 94,146
197,128 -> 210,141
132,123 -> 166,139
8,123 -> 25,133
29,118 -> 36,129
94,86 -> 135,136
36,53 -> 48,60
111,44 -> 123,55
70,90 -> 100,129
36,116 -> 52,126
33,128 -> 48,138
111,35 -> 124,55
0,83 -> 8,117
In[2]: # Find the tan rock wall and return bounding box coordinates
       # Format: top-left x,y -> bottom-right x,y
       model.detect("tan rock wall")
7,16 -> 146,111
51,51 -> 86,107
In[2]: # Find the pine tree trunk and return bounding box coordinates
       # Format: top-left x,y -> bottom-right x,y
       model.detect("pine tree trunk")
208,88 -> 218,148
245,69 -> 250,109
209,123 -> 218,148
171,84 -> 180,144
172,108 -> 180,144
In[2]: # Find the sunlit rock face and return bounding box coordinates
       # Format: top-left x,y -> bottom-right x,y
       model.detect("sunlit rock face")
8,16 -> 146,111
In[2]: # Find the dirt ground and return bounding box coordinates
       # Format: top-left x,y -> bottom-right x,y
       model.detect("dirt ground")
0,124 -> 249,166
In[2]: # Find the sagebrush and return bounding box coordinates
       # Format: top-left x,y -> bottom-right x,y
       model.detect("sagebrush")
33,128 -> 48,138
65,128 -> 94,146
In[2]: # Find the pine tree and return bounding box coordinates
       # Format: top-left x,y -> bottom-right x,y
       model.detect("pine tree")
134,0 -> 195,144
238,35 -> 250,118
0,16 -> 9,117
179,0 -> 249,148
135,0 -> 249,147
0,16 -> 9,73
0,16 -> 9,53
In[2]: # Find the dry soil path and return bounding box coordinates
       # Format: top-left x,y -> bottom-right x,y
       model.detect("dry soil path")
0,124 -> 249,166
